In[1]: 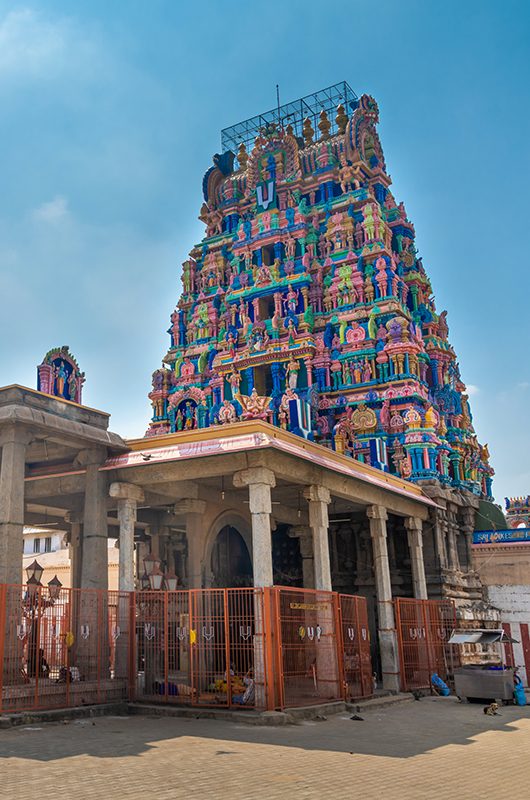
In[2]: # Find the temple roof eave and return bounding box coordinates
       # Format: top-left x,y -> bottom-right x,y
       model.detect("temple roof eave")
113,419 -> 438,513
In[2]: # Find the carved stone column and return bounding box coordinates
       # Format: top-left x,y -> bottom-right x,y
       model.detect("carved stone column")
405,517 -> 428,599
233,467 -> 276,587
288,525 -> 314,588
78,448 -> 109,590
174,498 -> 207,589
446,506 -> 460,571
0,425 -> 31,585
66,511 -> 83,589
460,507 -> 476,572
367,505 -> 400,691
432,508 -> 448,570
110,483 -> 145,592
303,485 -> 332,591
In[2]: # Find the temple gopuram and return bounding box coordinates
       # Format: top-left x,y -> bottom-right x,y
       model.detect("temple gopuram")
505,496 -> 530,529
147,83 -> 493,501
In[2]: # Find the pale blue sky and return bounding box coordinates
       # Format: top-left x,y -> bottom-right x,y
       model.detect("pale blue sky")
0,1 -> 528,504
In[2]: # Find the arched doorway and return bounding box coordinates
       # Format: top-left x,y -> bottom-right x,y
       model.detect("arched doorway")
210,526 -> 253,587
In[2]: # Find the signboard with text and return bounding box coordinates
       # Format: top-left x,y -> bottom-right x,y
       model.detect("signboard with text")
473,528 -> 530,545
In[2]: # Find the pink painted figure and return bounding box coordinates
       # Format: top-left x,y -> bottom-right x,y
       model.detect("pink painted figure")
284,286 -> 299,314
181,357 -> 196,379
380,399 -> 391,430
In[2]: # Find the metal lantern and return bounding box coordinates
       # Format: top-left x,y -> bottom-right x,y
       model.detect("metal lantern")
143,555 -> 161,576
140,572 -> 150,591
26,559 -> 44,585
164,570 -> 178,591
47,575 -> 62,601
148,563 -> 164,591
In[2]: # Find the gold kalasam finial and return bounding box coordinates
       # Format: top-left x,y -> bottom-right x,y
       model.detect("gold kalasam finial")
302,117 -> 314,146
336,104 -> 348,134
237,142 -> 248,170
318,110 -> 331,140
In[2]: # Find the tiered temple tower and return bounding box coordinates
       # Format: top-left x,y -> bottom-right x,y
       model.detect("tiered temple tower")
505,497 -> 530,529
147,83 -> 493,501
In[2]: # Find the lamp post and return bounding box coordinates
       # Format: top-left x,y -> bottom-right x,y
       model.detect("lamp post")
140,556 -> 181,697
24,561 -> 63,678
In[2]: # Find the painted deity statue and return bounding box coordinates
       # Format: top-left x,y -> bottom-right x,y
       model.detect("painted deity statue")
285,356 -> 300,390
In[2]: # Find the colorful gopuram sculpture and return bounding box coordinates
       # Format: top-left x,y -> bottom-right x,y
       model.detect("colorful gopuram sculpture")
505,497 -> 530,529
147,84 -> 493,498
37,346 -> 85,404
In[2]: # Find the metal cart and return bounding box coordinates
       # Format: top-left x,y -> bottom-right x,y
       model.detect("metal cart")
448,628 -> 518,703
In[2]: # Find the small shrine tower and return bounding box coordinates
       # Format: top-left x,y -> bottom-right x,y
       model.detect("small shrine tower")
505,496 -> 530,529
147,82 -> 493,500
37,346 -> 85,404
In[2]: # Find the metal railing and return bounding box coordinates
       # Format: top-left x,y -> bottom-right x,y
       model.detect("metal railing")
394,598 -> 458,691
0,584 -> 373,713
0,584 -> 132,713
135,588 -> 268,708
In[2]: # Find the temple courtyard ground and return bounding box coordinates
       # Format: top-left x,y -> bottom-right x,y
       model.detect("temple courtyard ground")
1,696 -> 529,799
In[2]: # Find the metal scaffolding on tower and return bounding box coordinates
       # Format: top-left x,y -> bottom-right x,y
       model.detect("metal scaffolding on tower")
220,81 -> 359,153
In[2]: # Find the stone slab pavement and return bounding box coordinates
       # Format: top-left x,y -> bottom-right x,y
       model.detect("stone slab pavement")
1,696 -> 530,799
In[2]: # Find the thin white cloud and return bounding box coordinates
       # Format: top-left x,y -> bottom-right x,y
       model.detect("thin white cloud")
466,384 -> 479,396
0,9 -> 67,78
32,195 -> 69,223
0,8 -> 98,85
518,381 -> 530,390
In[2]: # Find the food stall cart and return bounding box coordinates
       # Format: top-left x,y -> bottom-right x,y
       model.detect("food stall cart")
448,628 -> 518,703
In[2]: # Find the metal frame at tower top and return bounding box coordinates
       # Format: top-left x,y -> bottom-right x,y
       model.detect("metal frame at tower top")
220,81 -> 359,154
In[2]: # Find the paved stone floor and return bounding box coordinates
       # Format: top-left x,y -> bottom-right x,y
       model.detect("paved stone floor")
1,697 -> 530,799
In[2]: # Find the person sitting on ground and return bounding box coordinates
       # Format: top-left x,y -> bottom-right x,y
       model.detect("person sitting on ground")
232,672 -> 255,705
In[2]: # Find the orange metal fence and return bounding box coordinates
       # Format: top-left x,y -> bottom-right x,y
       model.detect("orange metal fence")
0,584 -> 132,713
338,593 -> 373,700
135,588 -> 267,708
394,598 -> 457,691
0,585 -> 372,713
273,587 -> 342,708
272,587 -> 373,708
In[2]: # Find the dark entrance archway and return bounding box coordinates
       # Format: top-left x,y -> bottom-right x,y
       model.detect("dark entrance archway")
210,526 -> 253,587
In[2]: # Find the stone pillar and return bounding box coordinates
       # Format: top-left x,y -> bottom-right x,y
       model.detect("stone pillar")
110,483 -> 145,592
174,499 -> 207,588
405,517 -> 428,599
446,508 -> 460,571
367,505 -> 400,692
303,485 -> 332,591
67,514 -> 83,589
432,508 -> 448,570
0,426 -> 31,585
78,449 -> 109,590
461,507 -> 476,572
233,467 -> 275,587
288,525 -> 314,588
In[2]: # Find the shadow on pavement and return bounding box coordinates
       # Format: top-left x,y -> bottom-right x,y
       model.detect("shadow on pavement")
0,696 -> 529,761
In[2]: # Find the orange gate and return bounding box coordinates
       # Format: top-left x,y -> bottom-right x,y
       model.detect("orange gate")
394,598 -> 457,691
135,588 -> 268,708
338,593 -> 373,700
0,584 -> 133,713
272,587 -> 372,708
